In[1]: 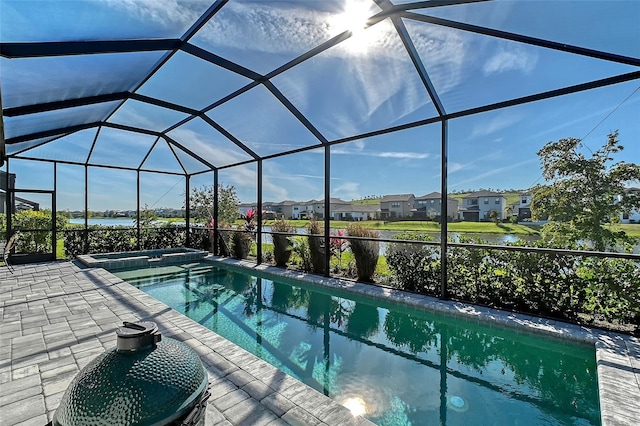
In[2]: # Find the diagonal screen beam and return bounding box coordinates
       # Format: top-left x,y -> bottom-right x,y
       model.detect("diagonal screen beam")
0,39 -> 180,58
3,92 -> 129,117
402,12 -> 640,67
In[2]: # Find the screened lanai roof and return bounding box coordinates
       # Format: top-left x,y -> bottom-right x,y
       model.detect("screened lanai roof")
1,0 -> 639,174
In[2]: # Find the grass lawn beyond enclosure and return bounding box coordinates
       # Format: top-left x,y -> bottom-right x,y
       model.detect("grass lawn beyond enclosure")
259,220 -> 541,235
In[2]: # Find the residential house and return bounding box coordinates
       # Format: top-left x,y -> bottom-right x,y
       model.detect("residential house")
331,204 -> 379,221
308,198 -> 350,220
413,192 -> 459,220
514,192 -> 532,221
617,187 -> 640,223
270,200 -> 297,219
460,190 -> 507,222
291,200 -> 313,219
380,194 -> 415,219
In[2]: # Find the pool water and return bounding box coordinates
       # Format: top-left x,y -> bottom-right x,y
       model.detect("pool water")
114,262 -> 600,426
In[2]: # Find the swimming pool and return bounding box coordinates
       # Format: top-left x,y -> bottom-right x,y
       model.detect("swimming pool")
114,262 -> 600,426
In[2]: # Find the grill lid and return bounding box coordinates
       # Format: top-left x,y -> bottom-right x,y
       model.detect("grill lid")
52,321 -> 208,426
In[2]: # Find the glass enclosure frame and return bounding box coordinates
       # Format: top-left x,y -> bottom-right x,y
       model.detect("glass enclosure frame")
2,0 -> 639,293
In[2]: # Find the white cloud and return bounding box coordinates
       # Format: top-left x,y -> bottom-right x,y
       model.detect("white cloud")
448,162 -> 464,174
331,147 -> 429,159
107,0 -> 209,32
483,44 -> 538,75
449,158 -> 538,189
469,112 -> 524,139
167,125 -> 249,167
331,181 -> 361,200
404,21 -> 468,94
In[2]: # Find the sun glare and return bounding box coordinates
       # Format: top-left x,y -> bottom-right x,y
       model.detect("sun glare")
341,396 -> 368,417
329,1 -> 380,54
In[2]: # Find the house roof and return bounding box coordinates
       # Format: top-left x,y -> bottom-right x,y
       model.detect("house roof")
462,190 -> 505,198
415,191 -> 441,200
381,194 -> 414,202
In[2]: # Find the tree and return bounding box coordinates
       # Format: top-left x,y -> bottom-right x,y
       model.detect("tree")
489,210 -> 500,224
134,204 -> 157,227
532,131 -> 640,251
188,184 -> 240,226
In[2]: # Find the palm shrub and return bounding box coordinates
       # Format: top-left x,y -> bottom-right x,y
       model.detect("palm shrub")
346,223 -> 379,282
231,209 -> 255,259
271,218 -> 295,267
292,236 -> 312,272
307,218 -> 325,274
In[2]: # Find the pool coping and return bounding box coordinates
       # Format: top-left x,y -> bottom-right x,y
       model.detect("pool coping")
208,256 -> 640,426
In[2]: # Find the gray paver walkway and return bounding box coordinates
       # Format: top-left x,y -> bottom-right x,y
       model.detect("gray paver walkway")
0,261 -> 373,426
2,259 -> 639,425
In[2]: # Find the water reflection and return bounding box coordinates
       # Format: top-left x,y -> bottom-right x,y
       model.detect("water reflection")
120,263 -> 600,426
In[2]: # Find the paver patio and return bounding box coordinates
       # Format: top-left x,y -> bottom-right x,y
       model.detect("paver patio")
1,259 -> 639,425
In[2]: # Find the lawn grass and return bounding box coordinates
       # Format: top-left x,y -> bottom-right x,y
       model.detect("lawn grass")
259,219 -> 540,235
56,238 -> 66,259
350,198 -> 382,205
612,223 -> 640,239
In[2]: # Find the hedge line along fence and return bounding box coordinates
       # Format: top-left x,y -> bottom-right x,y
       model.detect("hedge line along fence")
386,232 -> 640,327
62,225 -> 186,257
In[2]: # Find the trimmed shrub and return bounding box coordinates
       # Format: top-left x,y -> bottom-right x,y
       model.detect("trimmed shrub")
231,230 -> 252,259
307,219 -> 325,274
386,232 -> 440,294
386,232 -> 640,328
271,219 -> 295,267
346,223 -> 379,282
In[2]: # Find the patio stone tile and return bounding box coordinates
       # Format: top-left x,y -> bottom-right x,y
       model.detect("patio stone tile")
1,395 -> 46,425
212,389 -> 250,412
221,397 -> 278,426
11,364 -> 40,380
225,369 -> 256,388
281,406 -> 324,426
209,378 -> 239,401
242,380 -> 275,401
204,403 -> 227,425
0,383 -> 42,408
14,413 -> 49,426
260,392 -> 296,417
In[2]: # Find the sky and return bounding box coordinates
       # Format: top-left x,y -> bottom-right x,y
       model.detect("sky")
1,0 -> 639,211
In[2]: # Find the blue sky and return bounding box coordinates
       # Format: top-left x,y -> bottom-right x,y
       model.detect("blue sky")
1,0 -> 639,211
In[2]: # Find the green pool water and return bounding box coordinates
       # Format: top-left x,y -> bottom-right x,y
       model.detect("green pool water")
114,262 -> 600,426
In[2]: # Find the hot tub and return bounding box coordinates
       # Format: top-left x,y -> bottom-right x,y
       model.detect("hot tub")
77,247 -> 208,270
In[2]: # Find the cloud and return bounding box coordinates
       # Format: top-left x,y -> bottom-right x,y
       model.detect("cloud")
449,158 -> 538,188
331,181 -> 361,200
331,147 -> 429,159
483,44 -> 538,75
264,174 -> 344,181
107,0 -> 209,33
432,152 -> 503,178
167,125 -> 250,167
448,162 -> 464,174
469,112 -> 524,139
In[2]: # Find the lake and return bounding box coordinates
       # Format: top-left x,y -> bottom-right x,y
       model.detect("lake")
68,220 -> 536,251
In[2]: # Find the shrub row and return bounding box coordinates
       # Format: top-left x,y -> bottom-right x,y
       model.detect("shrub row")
63,225 -> 186,257
386,233 -> 640,326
